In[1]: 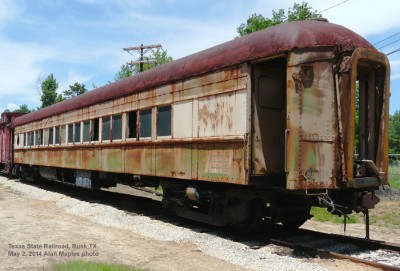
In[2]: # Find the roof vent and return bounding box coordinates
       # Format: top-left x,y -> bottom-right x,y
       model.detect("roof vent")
307,17 -> 329,22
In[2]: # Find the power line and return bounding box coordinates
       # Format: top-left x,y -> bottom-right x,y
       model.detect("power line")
319,0 -> 349,13
377,37 -> 400,50
373,31 -> 400,46
387,47 -> 400,56
123,44 -> 162,73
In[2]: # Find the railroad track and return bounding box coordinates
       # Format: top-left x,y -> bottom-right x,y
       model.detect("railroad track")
15,178 -> 400,270
262,228 -> 400,271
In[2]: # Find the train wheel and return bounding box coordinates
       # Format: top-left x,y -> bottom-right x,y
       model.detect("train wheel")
280,217 -> 308,230
280,207 -> 311,230
239,199 -> 265,233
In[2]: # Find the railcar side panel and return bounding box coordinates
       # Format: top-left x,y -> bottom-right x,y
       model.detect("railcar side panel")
13,65 -> 251,185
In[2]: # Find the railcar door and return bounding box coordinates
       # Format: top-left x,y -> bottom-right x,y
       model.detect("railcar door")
286,49 -> 338,190
252,57 -> 287,187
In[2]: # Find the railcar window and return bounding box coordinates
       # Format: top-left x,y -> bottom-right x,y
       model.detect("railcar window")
140,108 -> 152,138
75,122 -> 81,143
112,114 -> 122,140
43,129 -> 49,146
55,127 -> 60,144
127,111 -> 137,139
23,133 -> 26,147
34,131 -> 38,146
29,131 -> 34,146
61,126 -> 66,144
68,124 -> 73,143
258,77 -> 284,110
39,129 -> 43,146
83,121 -> 90,142
92,119 -> 99,141
157,105 -> 172,137
102,116 -> 111,141
49,128 -> 54,145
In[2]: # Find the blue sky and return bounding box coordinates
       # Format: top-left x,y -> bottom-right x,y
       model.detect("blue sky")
0,0 -> 399,114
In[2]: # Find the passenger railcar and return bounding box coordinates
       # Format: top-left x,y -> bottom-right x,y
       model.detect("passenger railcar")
8,19 -> 390,230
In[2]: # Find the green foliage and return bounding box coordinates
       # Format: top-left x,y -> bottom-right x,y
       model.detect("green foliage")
114,64 -> 134,81
47,260 -> 146,271
310,207 -> 358,223
236,1 -> 321,36
389,110 -> 400,154
39,74 -> 59,108
63,82 -> 88,99
139,48 -> 173,72
13,104 -> 31,113
115,49 -> 173,81
389,165 -> 400,189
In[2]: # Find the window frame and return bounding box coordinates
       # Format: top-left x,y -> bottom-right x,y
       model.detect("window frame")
126,110 -> 138,141
139,108 -> 152,140
156,104 -> 172,139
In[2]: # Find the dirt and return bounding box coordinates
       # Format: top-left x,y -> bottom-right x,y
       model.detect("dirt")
0,184 -> 393,271
0,187 -> 245,271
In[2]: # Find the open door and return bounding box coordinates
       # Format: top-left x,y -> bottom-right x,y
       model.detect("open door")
252,57 -> 287,186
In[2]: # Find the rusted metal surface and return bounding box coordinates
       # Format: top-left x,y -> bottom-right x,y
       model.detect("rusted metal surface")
286,49 -> 338,189
14,64 -> 249,185
341,48 -> 390,186
13,20 -> 373,127
0,112 -> 25,172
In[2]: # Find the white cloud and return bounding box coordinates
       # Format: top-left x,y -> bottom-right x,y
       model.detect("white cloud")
0,39 -> 54,96
0,103 -> 19,113
312,0 -> 400,36
0,0 -> 19,28
59,70 -> 94,92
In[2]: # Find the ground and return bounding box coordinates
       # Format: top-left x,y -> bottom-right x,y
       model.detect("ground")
1,177 -> 397,271
0,185 -> 245,271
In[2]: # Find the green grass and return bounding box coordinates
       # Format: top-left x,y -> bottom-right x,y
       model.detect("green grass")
310,207 -> 358,223
388,165 -> 400,189
46,261 -> 146,271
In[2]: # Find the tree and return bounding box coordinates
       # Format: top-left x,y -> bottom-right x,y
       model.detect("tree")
114,64 -> 134,81
114,48 -> 173,81
63,82 -> 87,99
39,74 -> 59,108
139,48 -> 173,72
237,1 -> 321,36
389,110 -> 400,154
13,104 -> 31,113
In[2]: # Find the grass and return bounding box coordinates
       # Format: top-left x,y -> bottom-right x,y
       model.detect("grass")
46,261 -> 146,271
310,207 -> 358,224
388,165 -> 400,189
311,201 -> 400,229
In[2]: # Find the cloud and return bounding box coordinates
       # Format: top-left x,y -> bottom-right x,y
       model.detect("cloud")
58,70 -> 94,92
0,103 -> 19,113
0,0 -> 19,28
0,39 -> 54,96
314,0 -> 400,36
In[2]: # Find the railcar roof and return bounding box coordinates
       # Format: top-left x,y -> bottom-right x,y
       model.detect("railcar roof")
13,19 -> 373,127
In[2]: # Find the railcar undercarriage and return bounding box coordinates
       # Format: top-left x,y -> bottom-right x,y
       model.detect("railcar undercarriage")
13,163 -> 379,235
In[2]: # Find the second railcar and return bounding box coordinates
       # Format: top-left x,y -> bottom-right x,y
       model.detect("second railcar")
10,19 -> 390,229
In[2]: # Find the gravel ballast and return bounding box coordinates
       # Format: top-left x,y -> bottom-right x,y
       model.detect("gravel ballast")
0,177 -> 375,271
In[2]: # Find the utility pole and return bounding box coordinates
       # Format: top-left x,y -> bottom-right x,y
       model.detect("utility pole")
122,44 -> 162,73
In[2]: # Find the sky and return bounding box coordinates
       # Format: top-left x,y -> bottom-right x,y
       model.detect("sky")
0,0 -> 399,114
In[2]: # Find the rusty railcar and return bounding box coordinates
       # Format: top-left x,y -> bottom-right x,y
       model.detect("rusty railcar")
10,19 -> 390,230
0,112 -> 25,173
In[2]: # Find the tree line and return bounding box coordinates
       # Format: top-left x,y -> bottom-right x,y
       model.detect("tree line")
9,1 -> 400,154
